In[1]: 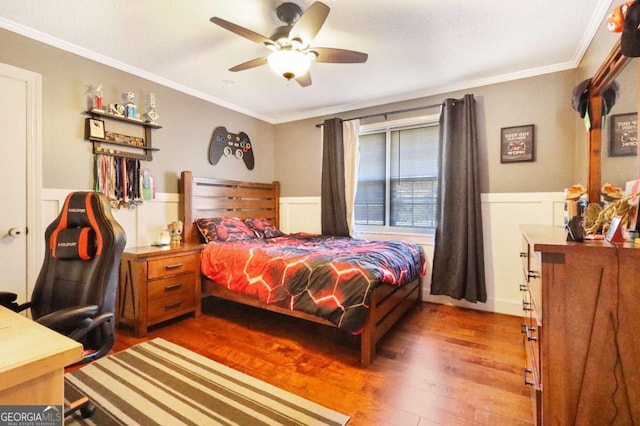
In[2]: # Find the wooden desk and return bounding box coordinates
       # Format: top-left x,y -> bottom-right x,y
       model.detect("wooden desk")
0,306 -> 83,405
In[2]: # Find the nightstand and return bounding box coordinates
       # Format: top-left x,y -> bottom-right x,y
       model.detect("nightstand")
118,242 -> 202,337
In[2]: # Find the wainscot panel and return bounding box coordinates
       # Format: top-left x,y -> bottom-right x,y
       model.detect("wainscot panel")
279,196 -> 322,234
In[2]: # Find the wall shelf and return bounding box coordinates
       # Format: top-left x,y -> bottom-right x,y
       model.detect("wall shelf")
83,109 -> 161,161
84,109 -> 162,129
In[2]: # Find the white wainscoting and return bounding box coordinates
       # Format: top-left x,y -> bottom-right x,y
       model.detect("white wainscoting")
279,197 -> 322,234
39,189 -> 564,317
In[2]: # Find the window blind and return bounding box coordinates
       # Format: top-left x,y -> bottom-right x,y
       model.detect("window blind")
355,124 -> 439,230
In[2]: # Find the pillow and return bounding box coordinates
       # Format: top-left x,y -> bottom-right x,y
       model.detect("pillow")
195,217 -> 255,243
244,218 -> 284,239
51,227 -> 97,260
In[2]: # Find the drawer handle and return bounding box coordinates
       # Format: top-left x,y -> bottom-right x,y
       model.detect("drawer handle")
522,300 -> 533,312
526,326 -> 538,342
165,302 -> 182,311
527,270 -> 539,280
519,251 -> 527,258
523,368 -> 535,387
165,263 -> 184,270
521,325 -> 537,341
165,283 -> 183,292
519,283 -> 528,292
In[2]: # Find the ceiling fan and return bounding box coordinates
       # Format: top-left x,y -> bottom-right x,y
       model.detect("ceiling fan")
210,1 -> 368,87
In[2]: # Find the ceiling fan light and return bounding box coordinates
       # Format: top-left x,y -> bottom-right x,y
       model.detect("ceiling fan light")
268,50 -> 311,80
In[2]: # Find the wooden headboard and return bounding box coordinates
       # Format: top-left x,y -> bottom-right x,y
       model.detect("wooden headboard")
179,171 -> 280,244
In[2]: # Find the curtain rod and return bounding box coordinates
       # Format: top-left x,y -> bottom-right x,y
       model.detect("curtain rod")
314,103 -> 442,128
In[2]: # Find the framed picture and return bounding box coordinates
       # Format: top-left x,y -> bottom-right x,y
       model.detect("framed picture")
500,124 -> 535,163
609,113 -> 637,157
86,118 -> 105,140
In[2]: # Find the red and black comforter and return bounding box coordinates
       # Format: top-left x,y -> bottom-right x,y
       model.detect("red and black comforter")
200,233 -> 426,333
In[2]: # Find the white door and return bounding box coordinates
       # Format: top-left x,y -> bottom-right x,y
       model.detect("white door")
0,63 -> 41,306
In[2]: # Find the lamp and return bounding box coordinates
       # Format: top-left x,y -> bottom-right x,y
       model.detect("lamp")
268,49 -> 313,80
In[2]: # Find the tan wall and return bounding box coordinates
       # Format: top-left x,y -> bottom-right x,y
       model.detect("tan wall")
0,28 -> 275,193
275,70 -> 578,197
3,17 -> 633,199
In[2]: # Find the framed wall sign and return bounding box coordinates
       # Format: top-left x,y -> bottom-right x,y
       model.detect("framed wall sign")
86,118 -> 105,140
609,112 -> 637,157
500,124 -> 535,163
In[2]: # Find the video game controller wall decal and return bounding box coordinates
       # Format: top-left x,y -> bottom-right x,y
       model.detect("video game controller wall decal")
208,126 -> 255,170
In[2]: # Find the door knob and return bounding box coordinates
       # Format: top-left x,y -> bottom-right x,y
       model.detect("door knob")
7,227 -> 24,237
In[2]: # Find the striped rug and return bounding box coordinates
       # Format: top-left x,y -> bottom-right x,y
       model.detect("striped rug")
64,338 -> 350,425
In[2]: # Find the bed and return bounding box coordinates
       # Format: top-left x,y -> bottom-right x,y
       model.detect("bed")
179,170 -> 425,364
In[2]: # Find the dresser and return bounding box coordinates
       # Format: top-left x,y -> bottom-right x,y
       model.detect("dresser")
520,225 -> 639,425
118,243 -> 202,336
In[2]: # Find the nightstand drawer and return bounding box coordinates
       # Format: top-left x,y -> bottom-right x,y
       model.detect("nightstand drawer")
148,254 -> 197,279
148,292 -> 196,321
148,274 -> 195,301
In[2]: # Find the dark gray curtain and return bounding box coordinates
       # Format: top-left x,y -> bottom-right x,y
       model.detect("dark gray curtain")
430,94 -> 487,303
321,118 -> 350,236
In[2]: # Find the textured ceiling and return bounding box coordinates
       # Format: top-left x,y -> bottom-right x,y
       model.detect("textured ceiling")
0,0 -> 613,123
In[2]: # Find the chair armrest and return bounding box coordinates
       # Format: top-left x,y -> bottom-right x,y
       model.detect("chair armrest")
36,305 -> 99,331
67,312 -> 114,342
0,292 -> 31,313
0,291 -> 17,303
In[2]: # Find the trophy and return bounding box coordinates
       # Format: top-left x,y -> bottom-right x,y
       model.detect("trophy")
92,83 -> 104,111
144,93 -> 160,124
109,103 -> 125,117
123,91 -> 137,119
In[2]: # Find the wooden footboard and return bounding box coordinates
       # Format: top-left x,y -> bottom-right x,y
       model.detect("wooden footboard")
203,276 -> 423,364
179,170 -> 423,365
361,276 -> 423,364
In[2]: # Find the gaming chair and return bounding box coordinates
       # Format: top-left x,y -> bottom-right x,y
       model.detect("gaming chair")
0,191 -> 126,363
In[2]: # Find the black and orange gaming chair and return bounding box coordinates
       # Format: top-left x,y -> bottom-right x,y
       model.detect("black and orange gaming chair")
0,191 -> 126,363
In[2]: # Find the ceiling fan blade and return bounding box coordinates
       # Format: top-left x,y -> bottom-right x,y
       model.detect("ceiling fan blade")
210,17 -> 273,47
229,57 -> 268,72
311,47 -> 368,63
289,2 -> 330,47
295,71 -> 312,87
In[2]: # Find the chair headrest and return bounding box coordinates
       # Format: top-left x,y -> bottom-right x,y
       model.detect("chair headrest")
50,192 -> 106,257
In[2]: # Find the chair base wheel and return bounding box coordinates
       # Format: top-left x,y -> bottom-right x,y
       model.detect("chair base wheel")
80,402 -> 96,418
65,396 -> 95,419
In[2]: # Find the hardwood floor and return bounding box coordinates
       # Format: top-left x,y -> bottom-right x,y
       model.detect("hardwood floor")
112,298 -> 534,425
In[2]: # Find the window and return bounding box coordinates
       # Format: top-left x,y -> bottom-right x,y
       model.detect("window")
355,116 -> 439,233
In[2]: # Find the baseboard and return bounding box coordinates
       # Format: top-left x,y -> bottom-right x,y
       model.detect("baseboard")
424,294 -> 522,317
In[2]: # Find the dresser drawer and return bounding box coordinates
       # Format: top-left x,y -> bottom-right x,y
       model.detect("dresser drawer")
148,291 -> 196,322
147,273 -> 195,301
527,245 -> 542,326
147,254 -> 197,280
521,235 -> 531,277
524,339 -> 540,388
522,304 -> 541,378
524,336 -> 542,426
